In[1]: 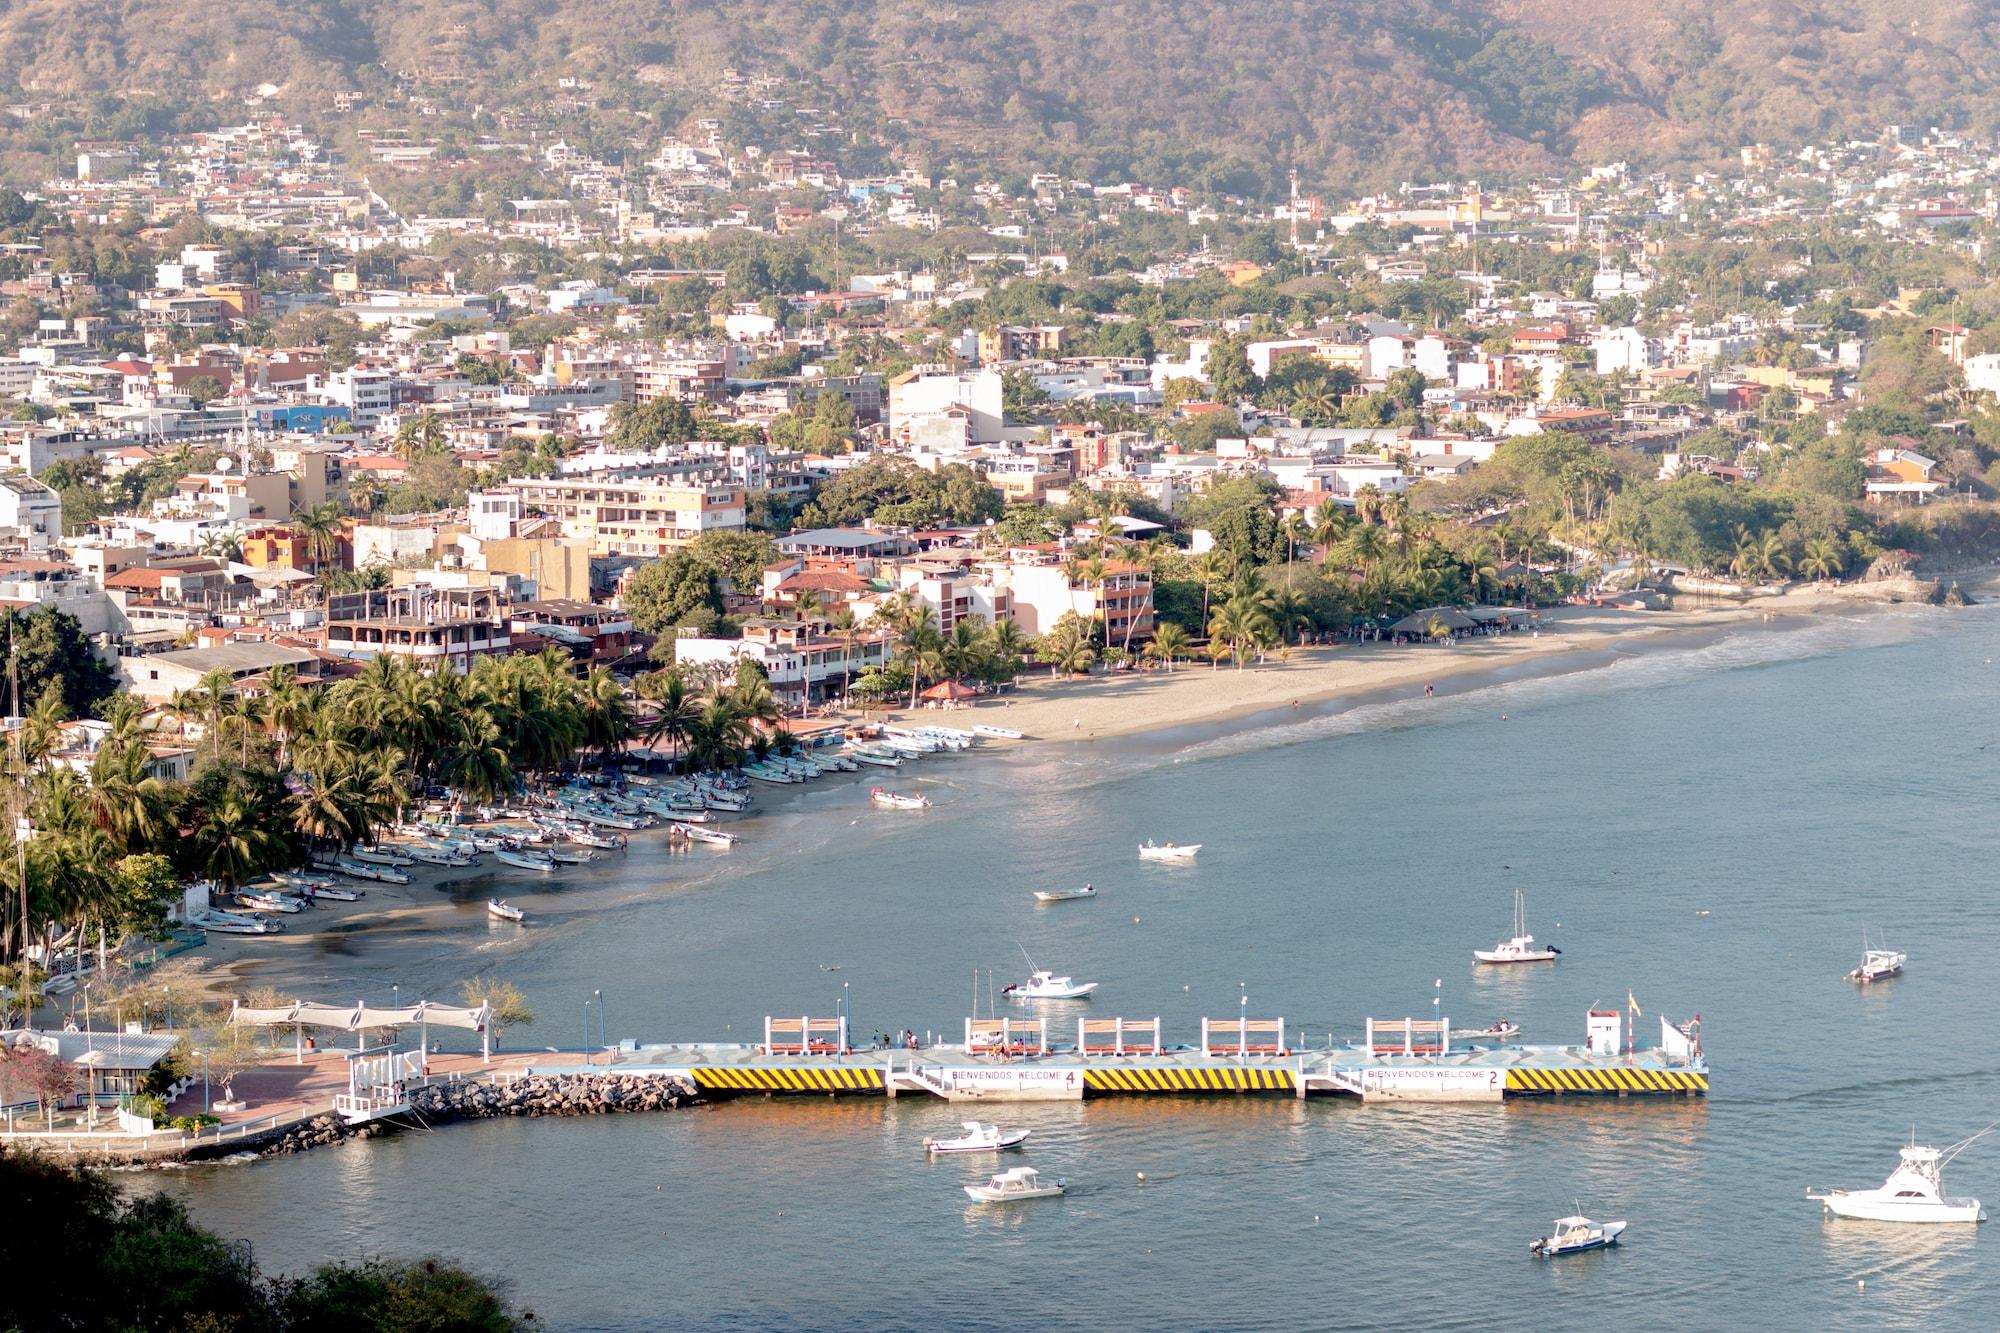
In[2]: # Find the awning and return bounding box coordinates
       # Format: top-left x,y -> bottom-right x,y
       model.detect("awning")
232,1000 -> 490,1033
920,679 -> 979,701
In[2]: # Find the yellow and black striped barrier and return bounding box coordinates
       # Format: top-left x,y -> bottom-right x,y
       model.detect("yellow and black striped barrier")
1505,1068 -> 1707,1095
692,1066 -> 886,1094
1083,1067 -> 1296,1094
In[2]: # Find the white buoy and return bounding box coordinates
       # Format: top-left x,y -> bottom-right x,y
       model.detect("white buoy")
1136,1171 -> 1146,1182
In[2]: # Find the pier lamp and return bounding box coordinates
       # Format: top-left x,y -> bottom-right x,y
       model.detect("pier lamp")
582,1000 -> 592,1067
595,990 -> 604,1061
200,1050 -> 210,1113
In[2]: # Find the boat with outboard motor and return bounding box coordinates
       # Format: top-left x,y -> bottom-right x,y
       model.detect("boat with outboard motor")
964,1166 -> 1065,1202
1034,885 -> 1098,903
486,899 -> 525,923
925,1122 -> 1030,1154
1138,841 -> 1200,862
1530,1214 -> 1626,1256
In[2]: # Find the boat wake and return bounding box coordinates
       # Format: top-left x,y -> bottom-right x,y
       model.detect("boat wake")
1172,608 -> 1955,764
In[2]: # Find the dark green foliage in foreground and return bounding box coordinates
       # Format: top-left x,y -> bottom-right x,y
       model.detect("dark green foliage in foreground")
0,1149 -> 525,1331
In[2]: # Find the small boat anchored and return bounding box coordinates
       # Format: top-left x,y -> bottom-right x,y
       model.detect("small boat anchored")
1452,1019 -> 1522,1043
924,1121 -> 1031,1154
1530,1213 -> 1626,1256
964,1166 -> 1066,1203
1847,940 -> 1905,984
486,899 -> 525,923
1137,841 -> 1200,862
1034,885 -> 1098,903
1473,889 -> 1560,964
870,787 -> 932,811
1808,1126 -> 1994,1224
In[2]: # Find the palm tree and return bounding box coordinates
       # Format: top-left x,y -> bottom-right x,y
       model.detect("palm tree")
827,606 -> 861,703
1798,536 -> 1844,583
261,665 -> 311,769
1729,524 -> 1761,582
291,501 -> 344,577
1278,513 -> 1308,565
192,792 -> 277,890
987,617 -> 1028,681
1309,500 -> 1350,562
1755,530 -> 1793,582
20,695 -> 65,769
1191,550 -> 1232,625
1353,485 -> 1385,527
1145,622 -> 1191,672
578,666 -> 632,770
1336,524 -> 1388,571
638,668 -> 701,760
941,617 -> 991,682
88,743 -> 169,858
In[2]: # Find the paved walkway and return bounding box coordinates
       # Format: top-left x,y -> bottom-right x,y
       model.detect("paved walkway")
164,1048 -> 546,1126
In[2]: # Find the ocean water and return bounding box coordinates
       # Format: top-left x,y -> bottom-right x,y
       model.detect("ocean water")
151,603 -> 2000,1329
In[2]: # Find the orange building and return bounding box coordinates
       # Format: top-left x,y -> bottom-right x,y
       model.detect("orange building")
240,526 -> 312,571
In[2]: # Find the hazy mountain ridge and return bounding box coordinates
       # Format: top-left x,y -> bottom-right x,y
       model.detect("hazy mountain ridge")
3,0 -> 1998,190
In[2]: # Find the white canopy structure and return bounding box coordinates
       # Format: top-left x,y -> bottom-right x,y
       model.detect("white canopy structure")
231,1000 -> 496,1060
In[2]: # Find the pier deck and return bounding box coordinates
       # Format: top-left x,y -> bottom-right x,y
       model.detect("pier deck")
522,1041 -> 1708,1103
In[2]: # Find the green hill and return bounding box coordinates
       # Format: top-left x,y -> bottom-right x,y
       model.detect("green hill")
2,0 -> 1996,193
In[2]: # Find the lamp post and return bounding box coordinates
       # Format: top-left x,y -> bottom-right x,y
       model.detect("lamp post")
201,1051 -> 210,1113
582,1000 -> 591,1067
594,990 -> 604,1063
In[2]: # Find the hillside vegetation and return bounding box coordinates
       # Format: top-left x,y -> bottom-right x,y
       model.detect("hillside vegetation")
4,0 -> 1999,191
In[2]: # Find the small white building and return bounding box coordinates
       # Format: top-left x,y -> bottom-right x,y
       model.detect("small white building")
0,476 -> 63,550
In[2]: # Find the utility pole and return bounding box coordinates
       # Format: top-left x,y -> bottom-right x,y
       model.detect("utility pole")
9,635 -> 26,1018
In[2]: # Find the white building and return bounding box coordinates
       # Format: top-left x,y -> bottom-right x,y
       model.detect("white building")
1594,327 -> 1655,376
322,368 -> 395,425
887,368 -> 1004,447
0,476 -> 63,550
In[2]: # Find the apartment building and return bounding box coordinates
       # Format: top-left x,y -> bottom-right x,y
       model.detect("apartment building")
500,477 -> 745,558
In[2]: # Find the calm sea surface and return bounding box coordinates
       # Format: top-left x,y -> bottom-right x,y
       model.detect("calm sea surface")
150,603 -> 2000,1330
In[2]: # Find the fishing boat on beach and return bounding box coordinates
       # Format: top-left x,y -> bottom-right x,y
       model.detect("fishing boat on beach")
547,846 -> 596,865
486,899 -> 525,923
406,845 -> 474,868
272,872 -> 335,892
1034,885 -> 1097,903
1138,841 -> 1200,862
845,745 -> 903,768
672,822 -> 738,847
973,724 -> 1025,740
1530,1214 -> 1626,1256
1808,1128 -> 1993,1223
1473,890 -> 1560,964
870,787 -> 931,810
337,859 -> 410,885
964,1167 -> 1066,1203
496,848 -> 556,872
1847,942 -> 1905,984
352,848 -> 415,868
306,884 -> 362,902
193,910 -> 282,935
570,828 -> 627,849
924,1122 -> 1030,1154
236,889 -> 305,914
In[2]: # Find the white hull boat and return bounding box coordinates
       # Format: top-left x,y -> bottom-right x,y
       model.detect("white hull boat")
1809,1134 -> 1990,1223
870,787 -> 932,810
236,891 -> 305,914
965,1166 -> 1065,1202
194,911 -> 282,935
673,822 -> 738,847
548,847 -> 597,865
273,873 -> 335,891
1847,945 -> 1905,984
972,724 -> 1024,740
1003,969 -> 1098,1001
571,829 -> 627,849
496,849 -> 557,872
1034,886 -> 1098,903
308,885 -> 362,902
1531,1215 -> 1626,1256
924,1121 -> 1030,1154
407,847 -> 474,867
352,848 -> 415,868
486,899 -> 526,923
1451,1020 -> 1522,1043
1138,841 -> 1200,862
1474,889 -> 1560,964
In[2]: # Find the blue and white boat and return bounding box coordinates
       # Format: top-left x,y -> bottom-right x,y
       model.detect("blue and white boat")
1530,1215 -> 1626,1256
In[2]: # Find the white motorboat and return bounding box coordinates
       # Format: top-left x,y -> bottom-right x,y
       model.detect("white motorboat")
352,848 -> 415,868
1137,841 -> 1200,862
870,787 -> 932,810
924,1121 -> 1031,1154
1809,1130 -> 1992,1223
1003,970 -> 1098,1000
272,872 -> 335,891
672,822 -> 738,847
547,846 -> 597,865
1034,885 -> 1098,903
963,1166 -> 1066,1202
496,848 -> 557,872
407,846 -> 474,867
1847,944 -> 1905,984
1530,1215 -> 1626,1256
307,884 -> 362,902
571,828 -> 627,849
973,724 -> 1025,740
486,899 -> 526,923
1452,1019 -> 1523,1043
1473,889 -> 1560,964
235,890 -> 305,914
193,911 -> 282,936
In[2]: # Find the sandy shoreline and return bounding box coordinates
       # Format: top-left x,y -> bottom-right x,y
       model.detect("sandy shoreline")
154,579 -> 1983,1006
889,587 -> 1885,747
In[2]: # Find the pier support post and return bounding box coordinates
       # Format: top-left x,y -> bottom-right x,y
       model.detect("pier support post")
885,1059 -> 895,1098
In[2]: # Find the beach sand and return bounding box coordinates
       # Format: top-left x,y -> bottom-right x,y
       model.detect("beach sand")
893,592 -> 1863,746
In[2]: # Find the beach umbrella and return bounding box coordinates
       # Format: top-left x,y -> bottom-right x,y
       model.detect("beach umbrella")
919,680 -> 979,702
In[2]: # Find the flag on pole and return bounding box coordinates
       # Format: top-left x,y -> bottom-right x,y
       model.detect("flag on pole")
1627,990 -> 1641,1018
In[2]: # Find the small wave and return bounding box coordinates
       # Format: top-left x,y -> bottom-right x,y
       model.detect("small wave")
1172,609 -> 1951,764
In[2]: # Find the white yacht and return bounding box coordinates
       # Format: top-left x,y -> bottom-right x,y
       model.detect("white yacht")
1474,889 -> 1560,964
870,787 -> 932,810
923,1122 -> 1030,1154
1138,841 -> 1200,862
964,1166 -> 1065,1202
1034,885 -> 1098,903
1809,1133 -> 1990,1223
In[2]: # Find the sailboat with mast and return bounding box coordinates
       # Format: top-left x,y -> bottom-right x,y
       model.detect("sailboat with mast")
1473,889 -> 1561,964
